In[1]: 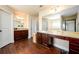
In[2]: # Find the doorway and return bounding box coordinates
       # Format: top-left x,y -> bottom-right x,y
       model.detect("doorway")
29,16 -> 38,38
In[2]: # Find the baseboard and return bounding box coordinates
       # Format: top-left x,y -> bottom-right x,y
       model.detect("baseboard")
0,41 -> 14,48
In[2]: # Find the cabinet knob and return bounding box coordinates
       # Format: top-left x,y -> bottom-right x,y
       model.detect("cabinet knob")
0,30 -> 2,32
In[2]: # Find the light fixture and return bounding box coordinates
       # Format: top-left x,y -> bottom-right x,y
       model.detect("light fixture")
40,5 -> 43,7
47,14 -> 60,20
16,16 -> 24,19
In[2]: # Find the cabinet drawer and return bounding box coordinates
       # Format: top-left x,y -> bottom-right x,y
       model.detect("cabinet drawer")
70,44 -> 79,52
69,49 -> 79,54
14,30 -> 28,41
69,42 -> 79,54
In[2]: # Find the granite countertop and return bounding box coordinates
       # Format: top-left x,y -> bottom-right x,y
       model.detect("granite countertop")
38,31 -> 79,39
14,28 -> 28,31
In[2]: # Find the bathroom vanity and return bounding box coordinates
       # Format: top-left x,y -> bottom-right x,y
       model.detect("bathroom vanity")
36,31 -> 79,54
14,29 -> 28,41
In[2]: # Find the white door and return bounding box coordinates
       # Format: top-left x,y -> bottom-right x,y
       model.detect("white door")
0,10 -> 13,48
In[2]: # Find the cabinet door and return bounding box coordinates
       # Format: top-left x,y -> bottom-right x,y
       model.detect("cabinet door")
14,30 -> 28,41
69,39 -> 79,54
42,33 -> 48,46
36,33 -> 42,44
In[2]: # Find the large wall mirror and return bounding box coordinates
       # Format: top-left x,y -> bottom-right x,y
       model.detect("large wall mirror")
42,18 -> 48,31
42,14 -> 61,32
13,16 -> 24,28
42,6 -> 79,32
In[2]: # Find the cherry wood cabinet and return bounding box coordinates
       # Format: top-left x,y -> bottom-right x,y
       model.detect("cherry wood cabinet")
36,32 -> 54,47
36,32 -> 79,54
69,38 -> 79,54
36,32 -> 42,44
41,33 -> 48,46
14,30 -> 28,41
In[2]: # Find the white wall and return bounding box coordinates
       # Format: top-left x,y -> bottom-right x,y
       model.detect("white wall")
28,15 -> 38,38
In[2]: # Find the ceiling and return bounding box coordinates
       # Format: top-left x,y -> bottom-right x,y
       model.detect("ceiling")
43,6 -> 78,19
9,5 -> 76,16
9,5 -> 59,15
9,5 -> 42,15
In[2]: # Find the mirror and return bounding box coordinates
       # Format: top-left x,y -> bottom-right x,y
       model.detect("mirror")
42,6 -> 79,32
62,14 -> 77,32
14,20 -> 24,28
42,14 -> 62,32
13,16 -> 24,29
42,18 -> 48,31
